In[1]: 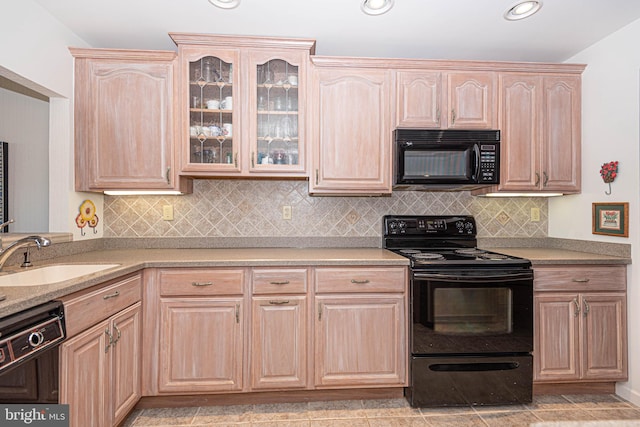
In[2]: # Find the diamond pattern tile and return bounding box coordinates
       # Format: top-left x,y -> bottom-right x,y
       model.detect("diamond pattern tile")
104,180 -> 548,238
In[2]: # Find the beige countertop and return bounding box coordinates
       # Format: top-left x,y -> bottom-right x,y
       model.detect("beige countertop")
482,247 -> 631,265
0,244 -> 631,318
0,248 -> 408,317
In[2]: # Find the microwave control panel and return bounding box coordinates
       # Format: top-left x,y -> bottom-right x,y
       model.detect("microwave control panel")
479,145 -> 498,182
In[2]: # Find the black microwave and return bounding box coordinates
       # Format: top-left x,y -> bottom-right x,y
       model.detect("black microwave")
393,129 -> 500,191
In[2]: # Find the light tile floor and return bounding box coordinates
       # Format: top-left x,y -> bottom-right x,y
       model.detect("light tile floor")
122,394 -> 640,427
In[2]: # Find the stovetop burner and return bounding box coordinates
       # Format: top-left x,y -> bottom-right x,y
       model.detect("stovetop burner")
454,248 -> 486,256
412,252 -> 445,261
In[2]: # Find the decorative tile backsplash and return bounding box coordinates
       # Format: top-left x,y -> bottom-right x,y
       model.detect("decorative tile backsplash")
104,180 -> 547,238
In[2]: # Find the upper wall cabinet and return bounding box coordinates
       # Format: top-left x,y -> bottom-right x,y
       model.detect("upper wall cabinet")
170,34 -> 315,178
309,57 -> 393,195
396,70 -> 497,129
474,70 -> 583,195
71,48 -> 190,193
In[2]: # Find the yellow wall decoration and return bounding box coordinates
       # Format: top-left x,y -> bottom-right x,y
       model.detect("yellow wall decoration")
76,199 -> 99,235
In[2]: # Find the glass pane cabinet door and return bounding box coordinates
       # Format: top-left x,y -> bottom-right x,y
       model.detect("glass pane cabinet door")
189,56 -> 236,168
255,59 -> 300,170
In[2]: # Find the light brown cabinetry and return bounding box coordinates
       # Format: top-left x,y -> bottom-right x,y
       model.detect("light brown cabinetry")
155,268 -> 245,393
70,48 -> 189,193
396,70 -> 496,129
474,71 -> 582,194
170,33 -> 315,177
309,58 -> 393,194
59,274 -> 142,427
251,268 -> 309,390
314,267 -> 407,387
533,265 -> 627,384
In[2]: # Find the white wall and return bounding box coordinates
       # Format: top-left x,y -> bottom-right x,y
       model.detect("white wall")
0,0 -> 100,238
0,88 -> 49,232
550,18 -> 640,404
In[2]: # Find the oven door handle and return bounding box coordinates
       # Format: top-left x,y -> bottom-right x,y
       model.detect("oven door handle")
413,272 -> 533,282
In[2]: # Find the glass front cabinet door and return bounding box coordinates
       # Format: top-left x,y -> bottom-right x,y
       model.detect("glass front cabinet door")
248,50 -> 308,174
173,34 -> 315,177
180,48 -> 240,174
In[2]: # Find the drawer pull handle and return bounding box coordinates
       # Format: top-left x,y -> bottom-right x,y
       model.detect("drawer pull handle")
103,291 -> 120,300
192,282 -> 213,287
351,279 -> 370,284
269,300 -> 290,305
572,278 -> 590,283
269,280 -> 290,285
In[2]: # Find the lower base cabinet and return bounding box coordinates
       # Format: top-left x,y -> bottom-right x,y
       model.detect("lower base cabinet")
533,265 -> 627,384
314,267 -> 407,388
59,273 -> 142,427
158,298 -> 244,392
251,296 -> 308,389
144,265 -> 408,397
60,302 -> 141,427
315,295 -> 406,387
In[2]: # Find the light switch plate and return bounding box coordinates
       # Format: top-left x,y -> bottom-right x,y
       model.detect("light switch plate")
162,205 -> 174,221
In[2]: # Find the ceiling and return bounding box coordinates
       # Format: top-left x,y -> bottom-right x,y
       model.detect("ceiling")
33,0 -> 640,63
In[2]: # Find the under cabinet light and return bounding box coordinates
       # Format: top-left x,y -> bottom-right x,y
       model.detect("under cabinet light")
104,190 -> 184,196
482,192 -> 563,197
208,0 -> 240,10
361,0 -> 394,15
504,1 -> 542,21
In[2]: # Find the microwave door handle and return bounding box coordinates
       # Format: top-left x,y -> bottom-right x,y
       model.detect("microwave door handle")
473,144 -> 480,179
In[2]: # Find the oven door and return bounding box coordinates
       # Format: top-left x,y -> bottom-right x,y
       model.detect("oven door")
411,269 -> 533,355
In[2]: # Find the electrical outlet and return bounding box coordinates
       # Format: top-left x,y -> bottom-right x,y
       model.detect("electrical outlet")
530,207 -> 540,222
282,205 -> 292,220
162,205 -> 174,221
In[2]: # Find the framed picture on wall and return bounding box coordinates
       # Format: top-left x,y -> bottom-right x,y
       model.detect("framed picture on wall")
592,202 -> 629,237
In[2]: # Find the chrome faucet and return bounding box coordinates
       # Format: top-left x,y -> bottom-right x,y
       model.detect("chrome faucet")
0,235 -> 51,271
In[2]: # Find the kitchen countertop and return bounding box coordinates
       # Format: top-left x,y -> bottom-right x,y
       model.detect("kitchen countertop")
0,248 -> 408,317
0,244 -> 631,318
482,247 -> 631,265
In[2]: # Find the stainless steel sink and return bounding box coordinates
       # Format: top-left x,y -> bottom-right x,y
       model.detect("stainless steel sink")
0,264 -> 121,287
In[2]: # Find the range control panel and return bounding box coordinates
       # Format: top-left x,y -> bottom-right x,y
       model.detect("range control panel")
383,215 -> 477,236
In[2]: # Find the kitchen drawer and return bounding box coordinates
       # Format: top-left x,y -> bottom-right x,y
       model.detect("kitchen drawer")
159,268 -> 245,296
252,268 -> 308,294
62,273 -> 142,337
534,265 -> 626,292
315,267 -> 406,293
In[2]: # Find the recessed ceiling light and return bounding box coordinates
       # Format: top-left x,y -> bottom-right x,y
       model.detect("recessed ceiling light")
504,1 -> 542,21
361,0 -> 394,16
208,0 -> 240,10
